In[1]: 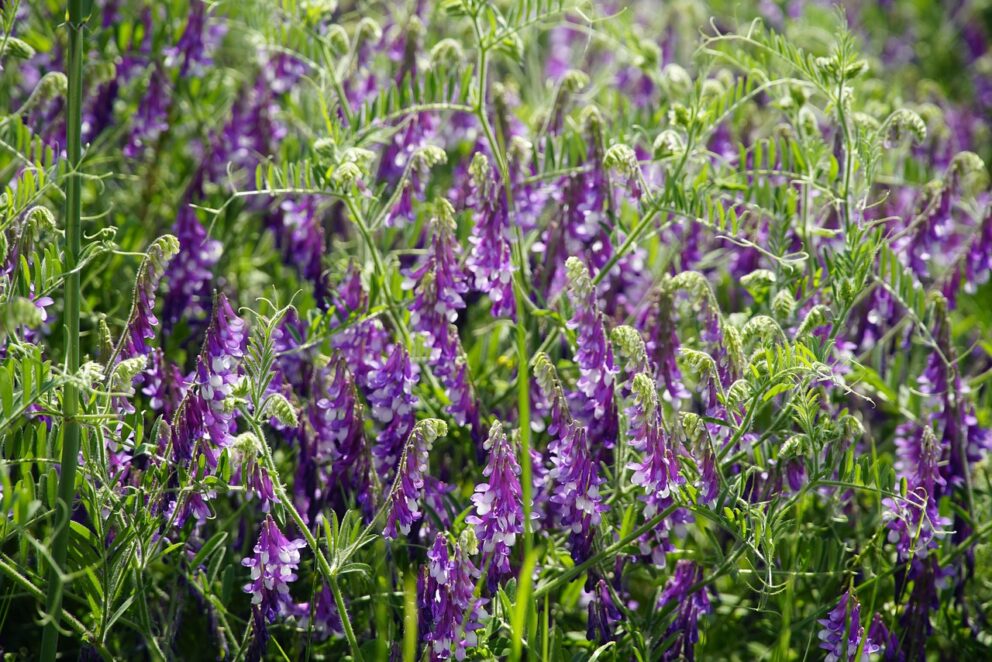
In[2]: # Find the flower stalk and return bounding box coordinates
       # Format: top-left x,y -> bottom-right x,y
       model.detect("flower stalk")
40,1 -> 88,659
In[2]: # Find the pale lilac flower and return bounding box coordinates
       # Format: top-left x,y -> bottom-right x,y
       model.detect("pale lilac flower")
242,515 -> 306,622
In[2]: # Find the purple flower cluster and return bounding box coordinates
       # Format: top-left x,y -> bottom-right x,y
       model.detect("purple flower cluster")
418,534 -> 487,660
242,515 -> 306,622
657,561 -> 714,661
385,419 -> 447,539
408,200 -> 478,431
535,353 -> 604,563
467,153 -> 516,318
467,421 -> 525,582
565,257 -> 619,463
367,345 -> 419,475
817,590 -> 880,662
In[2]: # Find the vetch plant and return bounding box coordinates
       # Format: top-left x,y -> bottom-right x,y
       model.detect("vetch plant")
1,0 -> 991,660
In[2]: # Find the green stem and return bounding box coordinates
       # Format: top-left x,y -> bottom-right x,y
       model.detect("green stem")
41,2 -> 86,659
329,575 -> 363,661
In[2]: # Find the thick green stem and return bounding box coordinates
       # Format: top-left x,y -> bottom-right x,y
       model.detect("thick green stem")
41,2 -> 86,659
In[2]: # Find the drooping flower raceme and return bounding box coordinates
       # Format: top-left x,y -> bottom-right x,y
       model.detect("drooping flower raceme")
534,353 -> 604,564
418,534 -> 487,660
883,424 -> 947,560
817,589 -> 880,662
627,373 -> 683,517
565,257 -> 619,463
467,421 -> 525,583
164,204 -> 222,326
626,372 -> 683,565
195,293 -> 248,467
384,419 -> 447,539
467,153 -> 515,318
242,515 -> 306,622
408,199 -> 478,431
657,561 -> 714,661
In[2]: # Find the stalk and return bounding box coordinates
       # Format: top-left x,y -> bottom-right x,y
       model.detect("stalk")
41,1 -> 87,659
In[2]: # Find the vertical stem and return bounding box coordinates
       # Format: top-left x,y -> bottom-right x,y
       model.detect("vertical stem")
41,1 -> 86,659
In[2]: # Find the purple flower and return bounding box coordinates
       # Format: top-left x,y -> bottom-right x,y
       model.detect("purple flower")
143,348 -> 189,418
565,257 -> 619,463
883,425 -> 947,560
467,421 -> 526,583
817,589 -> 880,662
271,197 -> 327,302
242,515 -> 306,622
124,66 -> 170,160
535,123 -> 613,298
535,354 -> 604,563
164,205 -> 221,326
658,561 -> 714,661
164,0 -> 225,78
418,534 -> 487,660
587,579 -> 623,643
368,344 -> 419,475
636,284 -> 689,403
329,265 -> 391,387
384,419 -> 447,539
303,357 -> 372,517
195,293 -> 248,467
408,200 -> 479,431
467,153 -> 516,318
118,235 -> 180,361
628,374 -> 683,516
233,435 -> 276,509
625,373 -> 683,564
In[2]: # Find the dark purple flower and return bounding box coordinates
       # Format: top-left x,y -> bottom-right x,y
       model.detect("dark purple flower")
368,344 -> 419,475
658,561 -> 714,662
535,353 -> 604,563
407,200 -> 479,431
587,579 -> 622,643
242,515 -> 306,622
163,205 -> 221,326
467,153 -> 516,318
817,589 -> 880,662
467,421 -> 526,583
384,419 -> 446,539
565,257 -> 619,463
194,293 -> 247,467
418,534 -> 487,660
